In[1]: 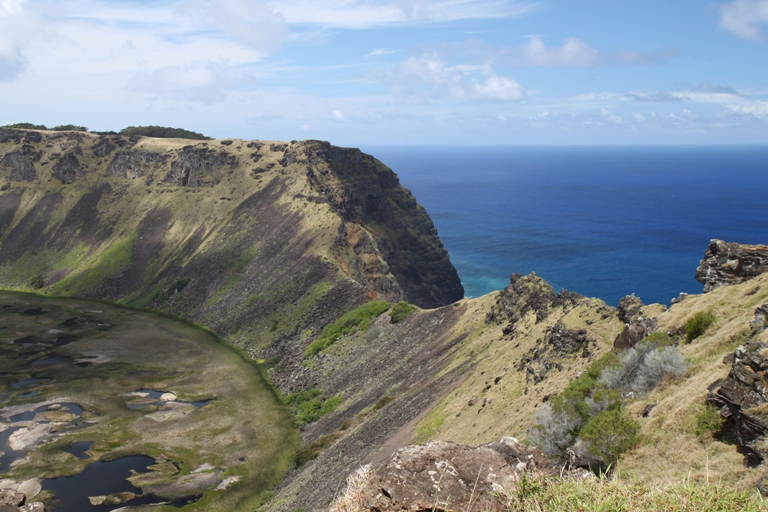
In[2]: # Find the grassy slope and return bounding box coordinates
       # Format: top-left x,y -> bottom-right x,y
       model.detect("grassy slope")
617,274 -> 768,490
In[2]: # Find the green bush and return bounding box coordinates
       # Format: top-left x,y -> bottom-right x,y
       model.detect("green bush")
304,301 -> 391,357
579,409 -> 640,465
388,301 -> 416,324
685,310 -> 716,342
3,122 -> 48,130
28,274 -> 44,290
120,125 -> 211,140
287,387 -> 343,427
52,124 -> 88,132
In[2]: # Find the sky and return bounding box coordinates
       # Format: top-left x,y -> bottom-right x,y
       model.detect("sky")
0,0 -> 767,145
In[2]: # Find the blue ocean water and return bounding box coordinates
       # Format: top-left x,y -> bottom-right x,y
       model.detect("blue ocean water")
361,145 -> 768,306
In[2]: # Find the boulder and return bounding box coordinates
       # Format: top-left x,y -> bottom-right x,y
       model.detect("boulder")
0,488 -> 44,512
351,438 -> 573,512
695,239 -> 768,293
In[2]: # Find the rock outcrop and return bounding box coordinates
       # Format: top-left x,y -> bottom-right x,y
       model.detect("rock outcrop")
335,438 -> 585,512
695,239 -> 768,293
708,302 -> 768,466
613,294 -> 657,349
0,489 -> 44,511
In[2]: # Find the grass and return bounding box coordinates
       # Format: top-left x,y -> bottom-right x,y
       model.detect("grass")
287,387 -> 344,427
303,300 -> 391,358
495,473 -> 765,512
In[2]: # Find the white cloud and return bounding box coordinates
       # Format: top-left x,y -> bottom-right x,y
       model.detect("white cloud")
377,52 -> 525,102
367,48 -> 400,57
0,0 -> 26,18
719,0 -> 768,41
331,109 -> 345,121
514,36 -> 600,67
726,100 -> 768,119
472,74 -> 524,101
272,0 -> 535,28
128,60 -> 235,104
487,36 -> 677,67
175,0 -> 287,55
0,0 -> 58,82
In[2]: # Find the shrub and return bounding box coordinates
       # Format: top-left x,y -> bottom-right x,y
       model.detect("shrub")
388,301 -> 416,324
52,124 -> 88,132
304,301 -> 391,357
685,310 -> 716,342
528,402 -> 584,459
29,274 -> 44,290
287,387 -> 343,426
120,125 -> 211,140
600,342 -> 686,394
579,409 -> 640,465
3,122 -> 47,130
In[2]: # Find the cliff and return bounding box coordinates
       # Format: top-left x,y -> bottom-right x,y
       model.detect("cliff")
0,128 -> 461,343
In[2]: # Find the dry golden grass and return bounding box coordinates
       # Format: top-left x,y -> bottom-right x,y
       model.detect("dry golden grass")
618,274 -> 768,489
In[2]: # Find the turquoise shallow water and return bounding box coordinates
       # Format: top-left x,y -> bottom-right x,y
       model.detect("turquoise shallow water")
362,145 -> 768,306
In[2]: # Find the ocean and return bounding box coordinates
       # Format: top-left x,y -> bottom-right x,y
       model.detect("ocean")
361,145 -> 768,306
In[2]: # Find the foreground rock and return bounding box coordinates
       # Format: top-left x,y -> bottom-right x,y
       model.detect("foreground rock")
708,302 -> 768,466
335,438 -> 586,512
0,489 -> 44,511
695,239 -> 768,293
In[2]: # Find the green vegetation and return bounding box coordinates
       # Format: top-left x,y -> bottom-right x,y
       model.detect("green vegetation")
529,334 -> 686,469
414,402 -> 447,443
694,404 -> 726,440
28,274 -> 44,290
287,387 -> 344,427
3,123 -> 88,131
52,124 -> 88,132
388,301 -> 416,324
2,122 -> 211,139
120,125 -> 211,140
51,235 -> 136,295
303,300 -> 391,357
685,310 -> 716,342
3,122 -> 49,130
579,409 -> 640,465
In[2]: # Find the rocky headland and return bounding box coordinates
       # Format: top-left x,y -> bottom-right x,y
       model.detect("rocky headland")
2,127 -> 768,511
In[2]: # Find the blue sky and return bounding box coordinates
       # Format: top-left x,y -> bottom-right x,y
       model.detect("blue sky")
0,0 -> 767,144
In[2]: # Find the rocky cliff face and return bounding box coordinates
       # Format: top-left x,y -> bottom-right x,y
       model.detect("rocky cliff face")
708,302 -> 768,466
695,239 -> 768,292
0,129 -> 461,333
